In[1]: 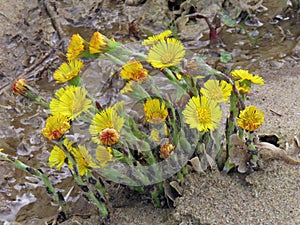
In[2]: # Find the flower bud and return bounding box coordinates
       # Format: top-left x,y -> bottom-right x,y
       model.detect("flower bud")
160,141 -> 175,159
99,128 -> 120,146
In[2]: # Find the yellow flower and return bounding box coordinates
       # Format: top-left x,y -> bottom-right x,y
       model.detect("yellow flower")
48,145 -> 67,170
89,106 -> 124,145
111,100 -> 125,114
164,123 -> 170,137
120,60 -> 148,82
147,38 -> 185,69
237,105 -> 264,131
89,32 -> 107,54
89,31 -> 119,54
150,129 -> 160,142
235,80 -> 250,94
144,99 -> 168,124
72,145 -> 100,176
99,128 -> 120,146
142,30 -> 173,46
0,148 -> 3,152
120,81 -> 136,94
63,138 -> 76,152
95,146 -> 113,167
53,59 -> 83,83
42,114 -> 70,140
12,79 -> 40,101
201,80 -> 232,103
48,139 -> 76,170
66,34 -> 86,61
50,86 -> 92,120
12,79 -> 29,95
160,141 -> 175,159
182,96 -> 222,132
231,69 -> 264,85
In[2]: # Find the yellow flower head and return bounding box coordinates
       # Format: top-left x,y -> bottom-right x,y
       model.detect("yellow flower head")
120,80 -> 136,94
237,105 -> 264,131
66,34 -> 86,61
48,145 -> 67,170
53,59 -> 83,83
12,79 -> 39,101
231,69 -> 264,85
99,128 -> 120,146
142,30 -> 173,46
50,86 -> 92,120
150,129 -> 160,142
72,145 -> 100,176
120,60 -> 148,82
160,141 -> 175,159
42,114 -> 70,140
201,80 -> 232,103
235,80 -> 250,94
63,138 -> 76,152
144,99 -> 168,124
89,106 -> 124,145
89,31 -> 119,54
89,32 -> 107,54
147,38 -> 185,69
182,96 -> 222,132
95,146 -> 113,167
48,138 -> 77,170
12,79 -> 29,96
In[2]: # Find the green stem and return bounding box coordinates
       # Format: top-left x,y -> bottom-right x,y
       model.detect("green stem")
33,96 -> 49,109
182,76 -> 198,97
181,165 -> 188,175
177,171 -> 184,184
126,116 -> 156,165
0,152 -> 69,217
86,172 -> 109,201
225,90 -> 240,158
151,182 -> 164,207
247,131 -> 259,168
162,68 -> 189,94
118,46 -> 148,61
103,52 -> 126,65
60,144 -> 109,218
169,104 -> 179,146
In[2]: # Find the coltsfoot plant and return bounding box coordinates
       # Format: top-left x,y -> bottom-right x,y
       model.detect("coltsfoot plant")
3,29 -> 266,223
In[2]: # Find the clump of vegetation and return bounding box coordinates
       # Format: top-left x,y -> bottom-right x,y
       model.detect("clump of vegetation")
3,29 -> 268,223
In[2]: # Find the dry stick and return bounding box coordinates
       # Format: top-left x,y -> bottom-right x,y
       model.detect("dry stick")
1,0 -> 64,95
42,0 -> 64,42
270,109 -> 282,117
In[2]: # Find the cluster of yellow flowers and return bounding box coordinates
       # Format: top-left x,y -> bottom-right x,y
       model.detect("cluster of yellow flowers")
13,29 -> 265,177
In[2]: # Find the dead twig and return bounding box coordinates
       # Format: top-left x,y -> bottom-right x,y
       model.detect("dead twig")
41,0 -> 64,42
269,109 -> 282,117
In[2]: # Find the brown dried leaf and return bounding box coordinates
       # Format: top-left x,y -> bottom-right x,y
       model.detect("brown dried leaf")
204,150 -> 217,169
189,156 -> 205,173
228,134 -> 250,173
256,141 -> 300,165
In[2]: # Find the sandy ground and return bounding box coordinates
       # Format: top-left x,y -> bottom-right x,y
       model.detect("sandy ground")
0,1 -> 299,224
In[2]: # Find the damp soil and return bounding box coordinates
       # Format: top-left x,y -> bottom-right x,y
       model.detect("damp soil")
0,0 -> 299,225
